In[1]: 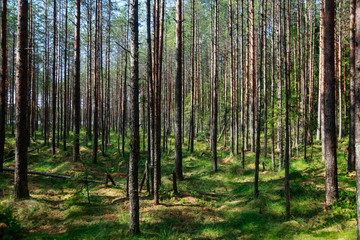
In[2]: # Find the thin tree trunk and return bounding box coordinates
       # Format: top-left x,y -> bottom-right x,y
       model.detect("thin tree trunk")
63,0 -> 68,151
249,0 -> 255,152
174,0 -> 183,180
254,0 -> 266,198
129,0 -> 140,234
211,0 -> 219,172
276,0 -> 283,170
284,0 -> 290,219
271,0 -> 276,170
348,0 -> 356,172
52,0 -> 57,155
44,0 -> 48,145
0,0 -> 7,172
73,0 -> 80,162
93,0 -> 100,164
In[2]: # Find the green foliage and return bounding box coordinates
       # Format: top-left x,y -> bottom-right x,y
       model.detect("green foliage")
0,205 -> 22,240
332,191 -> 357,220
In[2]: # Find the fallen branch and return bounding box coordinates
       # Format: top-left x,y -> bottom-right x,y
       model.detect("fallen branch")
4,147 -> 42,162
3,168 -> 106,184
193,191 -> 244,198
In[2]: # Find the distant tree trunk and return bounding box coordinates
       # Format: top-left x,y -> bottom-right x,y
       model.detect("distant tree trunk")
323,0 -> 338,207
189,0 -> 195,153
63,0 -> 68,151
240,0 -> 245,168
14,0 -> 29,200
271,0 -> 276,170
129,0 -> 140,234
249,0 -> 255,152
146,0 -> 152,194
211,0 -> 219,172
222,46 -> 227,148
44,0 -> 48,145
10,36 -> 15,137
317,0 -> 324,142
153,0 -> 165,205
229,0 -> 234,154
0,0 -> 7,172
73,0 -> 80,162
93,0 -> 100,164
52,0 -> 57,155
254,0 -> 266,198
276,0 -> 283,170
105,0 -> 111,150
235,0 -> 240,156
263,0 -> 268,158
122,0 -> 130,157
348,0 -> 356,172
86,0 -> 92,146
284,0 -> 290,219
174,0 -> 183,180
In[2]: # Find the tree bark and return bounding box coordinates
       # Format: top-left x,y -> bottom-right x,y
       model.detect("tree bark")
52,0 -> 57,155
0,0 -> 7,172
14,0 -> 30,200
73,0 -> 80,162
174,0 -> 183,180
63,0 -> 68,151
354,0 -> 360,237
323,0 -> 338,207
211,0 -> 219,172
249,0 -> 255,152
129,0 -> 140,234
349,0 -> 356,172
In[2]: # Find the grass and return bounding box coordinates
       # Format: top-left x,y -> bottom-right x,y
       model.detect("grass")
0,128 -> 357,239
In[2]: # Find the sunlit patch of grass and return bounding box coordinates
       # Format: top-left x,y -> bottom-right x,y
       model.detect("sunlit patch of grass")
0,131 -> 357,239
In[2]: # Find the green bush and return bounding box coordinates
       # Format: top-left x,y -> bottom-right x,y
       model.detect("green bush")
0,205 -> 22,240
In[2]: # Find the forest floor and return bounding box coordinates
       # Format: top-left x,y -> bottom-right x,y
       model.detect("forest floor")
0,130 -> 357,239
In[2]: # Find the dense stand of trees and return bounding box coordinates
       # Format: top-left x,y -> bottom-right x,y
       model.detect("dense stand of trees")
1,0 -> 360,236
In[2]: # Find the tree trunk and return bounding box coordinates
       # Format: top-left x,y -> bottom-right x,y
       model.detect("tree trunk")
271,0 -> 276,170
43,0 -> 48,145
14,0 -> 30,200
284,0 -> 291,219
153,0 -> 165,205
323,0 -> 338,207
174,0 -> 183,180
249,0 -> 255,152
348,0 -> 356,172
52,0 -> 57,155
211,0 -> 219,172
254,0 -> 266,198
93,0 -> 101,164
63,0 -> 68,151
0,0 -> 7,172
73,0 -> 80,162
354,0 -> 360,237
129,0 -> 140,234
276,0 -> 283,170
